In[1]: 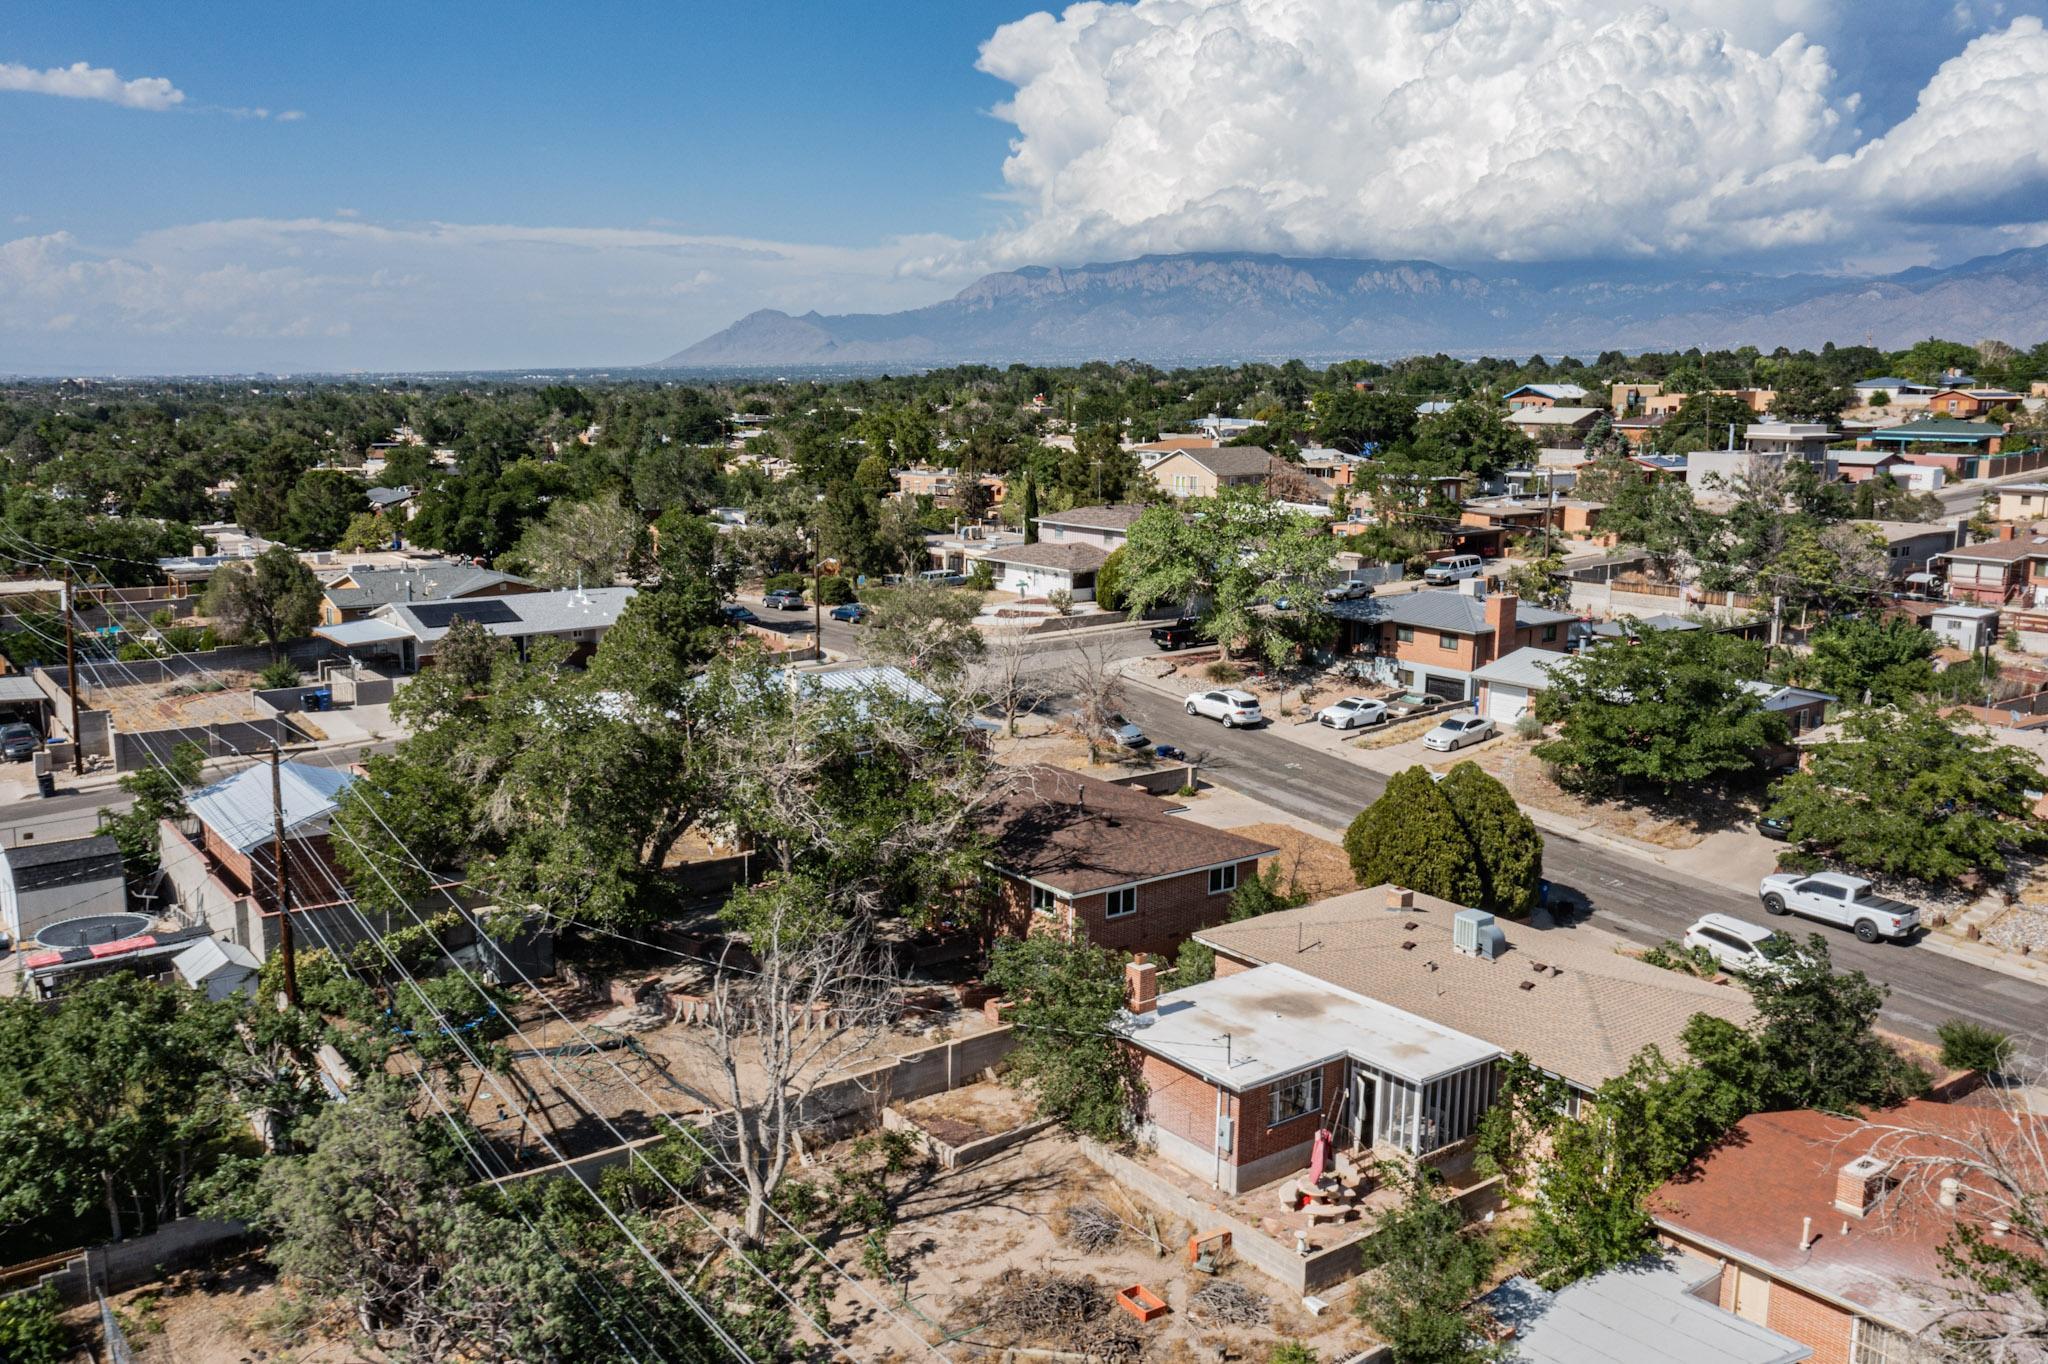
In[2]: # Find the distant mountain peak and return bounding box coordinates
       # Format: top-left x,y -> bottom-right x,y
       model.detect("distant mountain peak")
653,248 -> 2048,369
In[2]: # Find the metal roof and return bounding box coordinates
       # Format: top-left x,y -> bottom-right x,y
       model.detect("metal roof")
185,760 -> 355,854
315,619 -> 415,648
1869,419 -> 2002,443
380,586 -> 635,645
173,937 -> 260,986
1323,590 -> 1577,635
1485,1258 -> 1810,1364
1120,961 -> 1499,1090
1503,384 -> 1589,401
0,675 -> 48,705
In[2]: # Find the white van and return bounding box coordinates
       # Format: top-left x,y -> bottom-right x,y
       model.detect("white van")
1423,554 -> 1485,585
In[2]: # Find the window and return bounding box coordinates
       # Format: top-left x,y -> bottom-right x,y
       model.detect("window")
1853,1320 -> 1915,1364
1031,885 -> 1058,915
1542,625 -> 1558,642
1104,887 -> 1136,918
1269,1069 -> 1323,1126
1208,865 -> 1238,895
1395,625 -> 1415,643
1438,633 -> 1457,650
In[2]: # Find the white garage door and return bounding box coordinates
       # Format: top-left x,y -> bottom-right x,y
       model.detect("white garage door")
1485,683 -> 1529,724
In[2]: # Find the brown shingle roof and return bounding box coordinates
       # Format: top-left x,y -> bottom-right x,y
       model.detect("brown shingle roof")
1649,1102 -> 2047,1333
980,767 -> 1278,895
981,541 -> 1111,573
1195,886 -> 1753,1089
1178,446 -> 1279,477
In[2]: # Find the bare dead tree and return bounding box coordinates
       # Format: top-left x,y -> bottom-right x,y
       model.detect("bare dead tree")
1059,636 -> 1131,766
1848,1073 -> 2048,1362
981,626 -> 1045,737
692,906 -> 900,1242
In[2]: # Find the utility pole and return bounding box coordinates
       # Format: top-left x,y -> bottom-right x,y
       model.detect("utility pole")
812,532 -> 823,655
270,742 -> 299,1008
61,572 -> 83,776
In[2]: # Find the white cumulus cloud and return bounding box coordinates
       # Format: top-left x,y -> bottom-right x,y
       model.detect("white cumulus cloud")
971,0 -> 2048,266
0,59 -> 185,111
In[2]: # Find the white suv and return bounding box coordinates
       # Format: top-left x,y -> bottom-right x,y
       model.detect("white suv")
1681,914 -> 1787,977
1186,689 -> 1263,728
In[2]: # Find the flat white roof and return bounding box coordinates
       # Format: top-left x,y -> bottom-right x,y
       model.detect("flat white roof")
1118,961 -> 1499,1090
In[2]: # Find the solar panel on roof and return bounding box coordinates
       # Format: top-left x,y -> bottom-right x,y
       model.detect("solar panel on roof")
408,599 -> 520,629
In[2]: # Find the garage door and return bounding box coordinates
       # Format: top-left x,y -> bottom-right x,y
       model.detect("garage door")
1485,683 -> 1529,724
1421,673 -> 1466,702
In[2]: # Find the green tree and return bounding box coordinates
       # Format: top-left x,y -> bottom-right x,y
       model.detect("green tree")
101,739 -> 205,882
0,1288 -> 67,1364
1404,399 -> 1537,481
1767,706 -> 2047,884
335,509 -> 393,553
1534,630 -> 1786,795
1796,615 -> 1935,706
1022,474 -> 1039,544
1312,388 -> 1418,453
501,489 -> 645,588
283,469 -> 369,549
1766,363 -> 1849,420
1935,1018 -> 2014,1074
861,579 -> 987,682
200,545 -> 323,662
1226,863 -> 1309,921
0,975 -> 239,1246
985,934 -> 1142,1142
1344,767 -> 1484,906
1118,486 -> 1335,666
1439,762 -> 1544,916
1094,544 -> 1128,613
1353,1162 -> 1504,1364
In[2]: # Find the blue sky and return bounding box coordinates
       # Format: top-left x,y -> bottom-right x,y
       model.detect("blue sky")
4,0 -> 2048,372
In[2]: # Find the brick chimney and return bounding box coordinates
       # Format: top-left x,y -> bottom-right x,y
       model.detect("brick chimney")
1481,591 -> 1519,666
1834,1155 -> 1890,1218
1125,955 -> 1158,1016
1386,886 -> 1415,909
2001,524 -> 2019,541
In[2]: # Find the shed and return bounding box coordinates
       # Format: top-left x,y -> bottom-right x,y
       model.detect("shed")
1930,603 -> 2001,653
0,834 -> 126,945
174,937 -> 262,1001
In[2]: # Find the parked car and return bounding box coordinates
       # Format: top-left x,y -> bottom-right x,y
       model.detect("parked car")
1323,580 -> 1374,602
1150,618 -> 1200,651
720,604 -> 760,626
1681,914 -> 1789,977
764,588 -> 806,610
1422,554 -> 1485,585
1757,871 -> 1920,943
1185,689 -> 1263,728
829,602 -> 868,623
1104,714 -> 1149,749
917,569 -> 967,586
0,723 -> 37,762
1421,715 -> 1495,751
1755,814 -> 1792,841
1317,696 -> 1389,730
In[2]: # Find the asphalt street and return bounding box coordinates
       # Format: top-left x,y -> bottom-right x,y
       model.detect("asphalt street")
1106,686 -> 2048,1046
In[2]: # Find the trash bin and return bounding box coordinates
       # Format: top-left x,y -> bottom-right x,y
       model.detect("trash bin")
314,687 -> 333,712
37,771 -> 55,798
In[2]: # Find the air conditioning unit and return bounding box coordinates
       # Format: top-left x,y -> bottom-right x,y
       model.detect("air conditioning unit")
1453,908 -> 1505,960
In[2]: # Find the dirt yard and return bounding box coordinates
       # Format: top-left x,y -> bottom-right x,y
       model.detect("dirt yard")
1440,734 -> 1715,849
1228,823 -> 1358,900
896,1079 -> 1041,1147
62,1255 -> 374,1364
838,1131 -> 1378,1362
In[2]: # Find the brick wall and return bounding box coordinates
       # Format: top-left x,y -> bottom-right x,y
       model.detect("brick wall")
1135,1048 -> 1345,1193
1069,860 -> 1262,957
1763,1275 -> 1856,1364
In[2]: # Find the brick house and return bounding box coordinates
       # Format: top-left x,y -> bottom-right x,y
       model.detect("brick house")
1195,885 -> 1755,1108
1115,955 -> 1500,1193
1320,581 -> 1577,701
1650,1099 -> 2041,1364
978,767 -> 1277,958
1923,388 -> 2024,417
1501,383 -> 1589,410
182,759 -> 356,917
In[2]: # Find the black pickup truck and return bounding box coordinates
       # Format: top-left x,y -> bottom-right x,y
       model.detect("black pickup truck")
1150,618 -> 1200,650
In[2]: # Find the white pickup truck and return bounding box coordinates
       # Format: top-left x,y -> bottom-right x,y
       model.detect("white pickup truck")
1756,871 -> 1919,943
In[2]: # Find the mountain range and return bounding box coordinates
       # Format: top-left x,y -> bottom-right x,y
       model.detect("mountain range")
658,247 -> 2048,368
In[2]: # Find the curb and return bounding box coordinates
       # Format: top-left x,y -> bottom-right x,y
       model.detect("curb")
1916,925 -> 2048,985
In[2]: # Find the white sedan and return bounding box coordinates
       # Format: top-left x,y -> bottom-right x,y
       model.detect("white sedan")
1317,696 -> 1389,730
1185,688 -> 1264,728
1422,715 -> 1495,752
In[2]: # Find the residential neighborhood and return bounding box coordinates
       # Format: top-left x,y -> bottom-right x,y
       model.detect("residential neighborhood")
1,342 -> 2046,1364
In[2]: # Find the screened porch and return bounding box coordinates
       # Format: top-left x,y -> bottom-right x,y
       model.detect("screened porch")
1345,1055 -> 1501,1158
